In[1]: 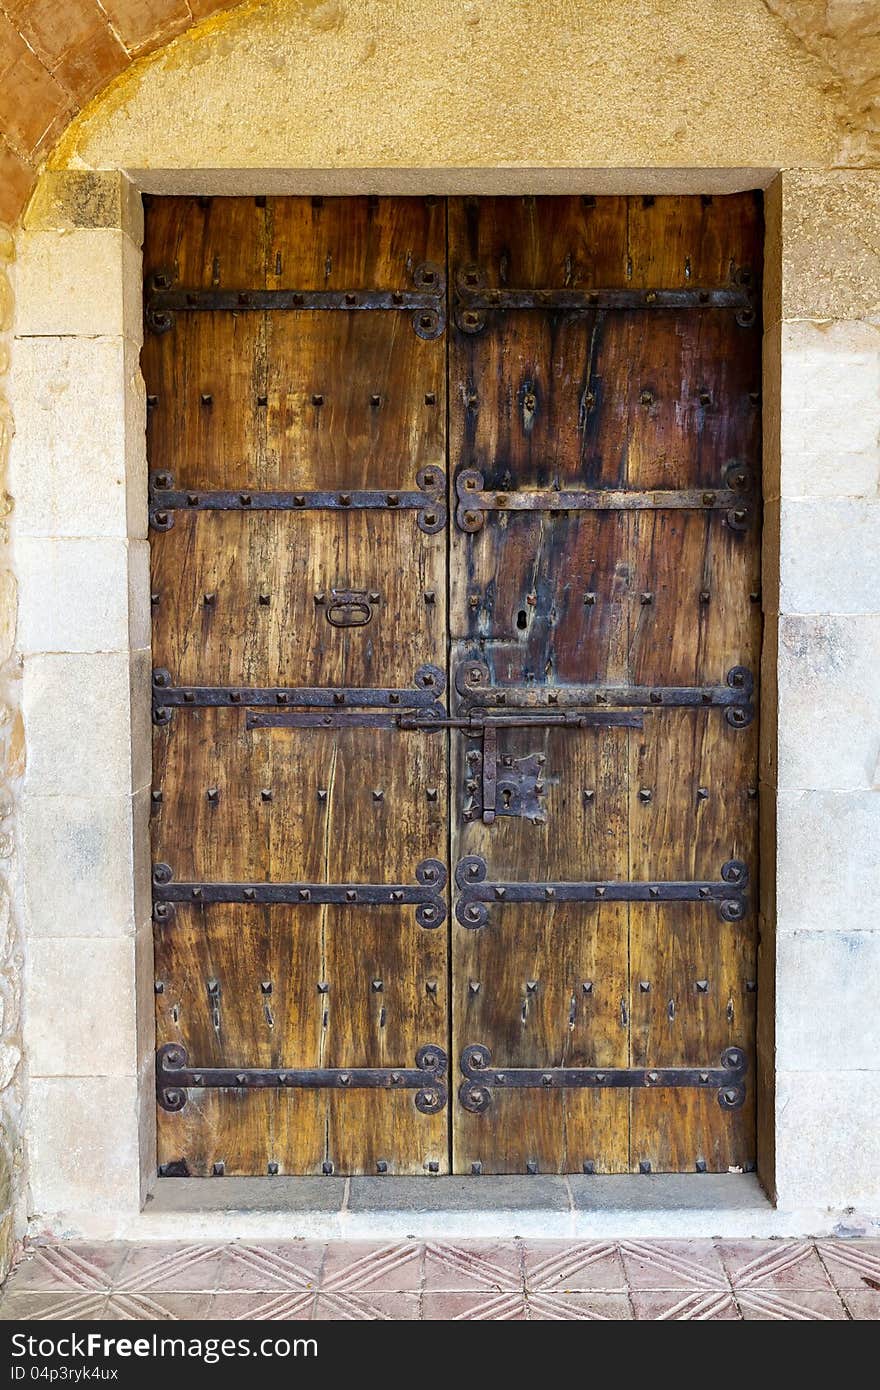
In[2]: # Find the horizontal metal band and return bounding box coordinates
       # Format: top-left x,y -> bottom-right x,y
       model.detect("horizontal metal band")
454,855 -> 749,928
453,266 -> 756,331
455,468 -> 750,533
145,263 -> 447,340
455,661 -> 754,729
458,1044 -> 747,1112
150,468 -> 446,534
152,664 -> 445,724
157,1043 -> 448,1114
152,858 -> 447,930
247,706 -> 642,733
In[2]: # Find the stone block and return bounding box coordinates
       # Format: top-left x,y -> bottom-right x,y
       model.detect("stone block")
779,499 -> 880,613
780,170 -> 880,321
775,1070 -> 880,1210
26,938 -> 137,1077
778,320 -> 880,500
21,792 -> 141,937
15,229 -> 142,341
16,537 -> 132,654
9,337 -> 146,539
776,931 -> 880,1071
22,652 -> 139,796
777,790 -> 880,933
776,615 -> 880,790
129,648 -> 152,794
27,1077 -> 140,1214
24,171 -> 143,244
135,922 -> 155,1070
127,541 -> 151,651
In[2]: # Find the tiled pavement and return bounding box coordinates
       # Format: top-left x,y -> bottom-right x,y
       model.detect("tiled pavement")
1,1239 -> 879,1320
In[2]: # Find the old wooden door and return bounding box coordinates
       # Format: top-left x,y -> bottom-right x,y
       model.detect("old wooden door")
145,193 -> 761,1177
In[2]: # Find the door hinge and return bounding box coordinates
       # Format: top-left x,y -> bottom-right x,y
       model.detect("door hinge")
157,1043 -> 448,1113
457,1044 -> 747,1112
152,664 -> 444,724
454,855 -> 749,927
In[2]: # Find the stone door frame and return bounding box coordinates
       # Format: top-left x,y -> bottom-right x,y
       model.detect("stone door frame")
10,165 -> 880,1237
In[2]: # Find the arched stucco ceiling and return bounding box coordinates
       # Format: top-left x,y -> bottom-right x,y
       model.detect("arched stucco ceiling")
0,0 -> 877,225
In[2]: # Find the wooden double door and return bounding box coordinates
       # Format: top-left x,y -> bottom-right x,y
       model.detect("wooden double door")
145,193 -> 762,1177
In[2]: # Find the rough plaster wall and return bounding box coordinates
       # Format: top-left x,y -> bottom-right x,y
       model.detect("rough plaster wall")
55,0 -> 844,174
762,1 -> 880,164
0,229 -> 24,1282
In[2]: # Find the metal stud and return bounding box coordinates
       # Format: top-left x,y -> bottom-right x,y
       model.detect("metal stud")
699,590 -> 711,604
582,1160 -> 596,1175
212,1161 -> 225,1176
426,787 -> 438,802
267,1162 -> 279,1175
426,979 -> 438,996
201,393 -> 213,407
426,1160 -> 439,1174
257,395 -> 268,408
639,1160 -> 652,1174
206,787 -> 220,804
376,1160 -> 388,1174
582,981 -> 593,994
317,982 -> 329,994
322,1161 -> 333,1175
372,789 -> 384,802
260,788 -> 273,802
370,393 -> 381,407
312,394 -> 324,406
371,979 -> 383,993
154,981 -> 165,994
425,392 -> 436,405
469,981 -> 481,996
203,591 -> 216,605
526,981 -> 538,994
640,592 -> 653,605
697,787 -> 709,801
526,1160 -> 538,1175
584,592 -> 596,606
471,1161 -> 482,1175
583,789 -> 595,804
151,789 -> 163,804
317,789 -> 328,802
639,788 -> 652,803
696,980 -> 709,993
639,981 -> 651,992
695,1158 -> 707,1173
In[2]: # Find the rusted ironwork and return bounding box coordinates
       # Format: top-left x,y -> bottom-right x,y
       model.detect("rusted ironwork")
149,467 -> 446,534
453,262 -> 756,332
457,1043 -> 747,1112
454,465 -> 751,533
157,1042 -> 448,1113
145,262 -> 447,339
455,661 -> 755,729
454,855 -> 749,927
152,664 -> 445,725
152,858 -> 447,930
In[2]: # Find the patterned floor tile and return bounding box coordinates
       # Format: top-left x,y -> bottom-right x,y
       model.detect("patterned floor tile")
620,1240 -> 729,1290
217,1242 -> 325,1291
210,1291 -> 317,1320
527,1291 -> 633,1320
421,1291 -> 527,1320
717,1240 -> 833,1290
816,1239 -> 880,1290
320,1241 -> 422,1292
9,1242 -> 128,1292
523,1240 -> 626,1291
423,1240 -> 523,1291
313,1292 -> 419,1320
631,1290 -> 741,1320
0,1291 -> 108,1320
103,1292 -> 214,1320
737,1289 -> 848,1320
840,1288 -> 880,1320
115,1243 -> 226,1292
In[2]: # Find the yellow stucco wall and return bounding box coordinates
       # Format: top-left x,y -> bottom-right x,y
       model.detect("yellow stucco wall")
50,0 -> 844,185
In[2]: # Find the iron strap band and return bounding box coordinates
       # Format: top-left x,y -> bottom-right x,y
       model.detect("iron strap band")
152,858 -> 448,930
458,1044 -> 747,1112
145,262 -> 447,339
455,467 -> 751,533
156,1043 -> 448,1114
455,661 -> 754,728
149,468 -> 446,534
152,663 -> 445,723
454,855 -> 749,927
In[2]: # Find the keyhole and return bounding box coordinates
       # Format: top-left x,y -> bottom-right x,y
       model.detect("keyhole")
517,609 -> 528,630
502,789 -> 513,809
